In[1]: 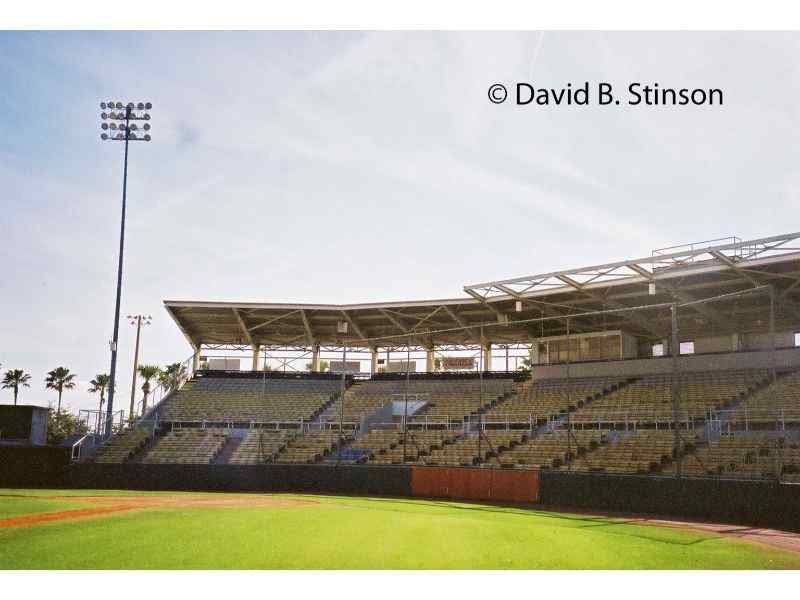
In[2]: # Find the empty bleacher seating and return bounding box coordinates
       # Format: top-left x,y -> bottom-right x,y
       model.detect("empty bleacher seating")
673,435 -> 792,479
228,429 -> 296,464
483,377 -> 625,425
419,431 -> 526,466
323,383 -> 392,425
159,375 -> 339,424
356,428 -> 463,464
142,428 -> 228,464
88,367 -> 800,481
275,429 -> 352,464
723,371 -> 800,427
571,370 -> 768,426
566,429 -> 683,474
93,428 -> 150,463
491,429 -> 607,469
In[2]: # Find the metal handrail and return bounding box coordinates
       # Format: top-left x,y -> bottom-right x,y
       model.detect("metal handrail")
71,433 -> 95,461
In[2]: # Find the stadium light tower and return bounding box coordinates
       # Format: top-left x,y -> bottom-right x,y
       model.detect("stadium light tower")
128,314 -> 153,425
99,100 -> 153,437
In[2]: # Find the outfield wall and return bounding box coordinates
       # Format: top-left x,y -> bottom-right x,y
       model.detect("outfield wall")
410,466 -> 538,503
61,463 -> 413,497
0,454 -> 539,505
2,449 -> 800,531
538,471 -> 800,531
60,464 -> 540,504
0,446 -> 71,487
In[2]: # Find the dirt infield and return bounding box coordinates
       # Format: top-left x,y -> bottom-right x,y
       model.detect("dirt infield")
0,493 -> 319,530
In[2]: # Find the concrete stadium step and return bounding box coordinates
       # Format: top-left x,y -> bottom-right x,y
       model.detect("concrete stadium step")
214,435 -> 243,465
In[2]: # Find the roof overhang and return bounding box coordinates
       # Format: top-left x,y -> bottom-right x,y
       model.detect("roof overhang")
165,232 -> 800,349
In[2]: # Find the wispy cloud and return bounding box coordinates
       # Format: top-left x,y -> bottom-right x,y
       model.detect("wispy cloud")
0,31 -> 796,411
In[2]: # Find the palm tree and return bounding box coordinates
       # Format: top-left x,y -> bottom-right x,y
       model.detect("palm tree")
2,369 -> 31,406
158,362 -> 187,392
88,373 -> 110,433
137,364 -> 161,415
45,367 -> 77,414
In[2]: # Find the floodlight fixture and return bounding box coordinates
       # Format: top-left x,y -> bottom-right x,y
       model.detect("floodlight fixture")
100,101 -> 153,142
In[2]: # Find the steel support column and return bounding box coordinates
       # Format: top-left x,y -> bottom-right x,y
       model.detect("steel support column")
251,344 -> 260,371
769,285 -> 776,381
671,303 -> 682,479
370,348 -> 379,374
311,344 -> 321,372
426,347 -> 435,372
482,342 -> 492,372
192,345 -> 201,372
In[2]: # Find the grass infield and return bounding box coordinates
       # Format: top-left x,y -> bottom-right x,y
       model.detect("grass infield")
1,488 -> 798,569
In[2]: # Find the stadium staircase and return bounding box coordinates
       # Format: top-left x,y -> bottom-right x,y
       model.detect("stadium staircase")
214,432 -> 245,464
705,371 -> 780,440
311,381 -> 356,424
705,369 -> 796,438
460,378 -> 637,468
464,384 -> 524,430
91,427 -> 154,464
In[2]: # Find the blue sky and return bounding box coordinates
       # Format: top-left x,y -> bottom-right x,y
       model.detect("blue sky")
1,31 -> 798,413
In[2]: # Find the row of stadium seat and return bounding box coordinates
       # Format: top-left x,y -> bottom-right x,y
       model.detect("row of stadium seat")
489,429 -> 608,469
142,428 -> 228,464
668,435 -> 800,479
228,430 -> 295,464
158,378 -> 338,423
550,369 -> 770,427
565,430 -> 681,474
723,371 -> 800,425
319,376 -> 519,426
93,428 -> 150,463
482,376 -> 625,423
350,428 -> 463,464
418,431 -> 527,466
274,430 -> 353,463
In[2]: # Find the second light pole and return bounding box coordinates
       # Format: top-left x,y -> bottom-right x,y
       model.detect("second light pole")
128,314 -> 152,424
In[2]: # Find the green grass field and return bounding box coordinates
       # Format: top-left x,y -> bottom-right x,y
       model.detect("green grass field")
1,488 -> 798,569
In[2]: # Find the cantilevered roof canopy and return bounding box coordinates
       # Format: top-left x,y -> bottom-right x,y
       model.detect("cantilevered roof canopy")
165,232 -> 800,349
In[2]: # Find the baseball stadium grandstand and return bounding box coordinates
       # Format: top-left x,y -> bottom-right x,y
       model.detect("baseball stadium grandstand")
80,232 -> 800,484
